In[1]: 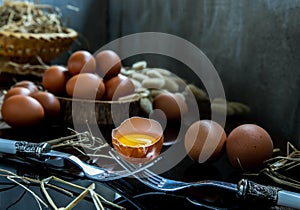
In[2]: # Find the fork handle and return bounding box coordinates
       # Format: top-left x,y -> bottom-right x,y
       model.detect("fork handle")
0,138 -> 51,157
238,179 -> 300,209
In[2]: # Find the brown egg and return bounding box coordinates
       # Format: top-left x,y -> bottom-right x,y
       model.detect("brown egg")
66,73 -> 105,100
31,91 -> 61,118
67,50 -> 96,75
1,95 -> 44,127
112,117 -> 164,163
184,120 -> 227,164
13,80 -> 39,94
153,93 -> 188,120
42,65 -> 70,96
104,74 -> 135,101
226,124 -> 273,170
95,50 -> 122,79
4,87 -> 31,101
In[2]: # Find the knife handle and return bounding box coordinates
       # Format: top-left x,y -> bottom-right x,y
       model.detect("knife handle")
238,179 -> 300,209
278,190 -> 300,209
0,138 -> 51,156
0,138 -> 18,154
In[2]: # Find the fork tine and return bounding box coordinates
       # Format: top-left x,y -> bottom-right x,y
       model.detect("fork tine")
142,168 -> 161,179
108,149 -> 172,191
144,172 -> 163,182
146,176 -> 162,185
109,150 -> 136,172
109,150 -> 159,188
109,150 -> 150,177
109,149 -> 162,174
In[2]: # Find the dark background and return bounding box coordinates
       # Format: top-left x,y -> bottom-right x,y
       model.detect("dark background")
2,0 -> 300,147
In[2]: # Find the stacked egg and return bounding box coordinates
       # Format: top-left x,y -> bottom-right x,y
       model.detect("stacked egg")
1,50 -> 136,128
42,50 -> 134,101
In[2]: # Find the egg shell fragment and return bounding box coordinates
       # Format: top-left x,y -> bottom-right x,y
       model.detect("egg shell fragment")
112,117 -> 164,163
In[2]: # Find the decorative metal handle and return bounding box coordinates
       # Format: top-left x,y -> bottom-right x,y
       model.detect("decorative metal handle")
238,179 -> 300,209
237,179 -> 279,203
15,141 -> 51,157
0,138 -> 51,157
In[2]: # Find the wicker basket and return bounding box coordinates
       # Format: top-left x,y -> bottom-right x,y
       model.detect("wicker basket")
0,28 -> 78,63
58,96 -> 141,126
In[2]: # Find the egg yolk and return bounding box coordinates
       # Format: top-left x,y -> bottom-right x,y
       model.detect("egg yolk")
117,134 -> 156,146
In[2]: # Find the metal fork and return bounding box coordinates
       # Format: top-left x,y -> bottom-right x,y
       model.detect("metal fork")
42,150 -> 127,181
109,150 -> 237,192
109,149 -> 300,209
0,138 -> 128,181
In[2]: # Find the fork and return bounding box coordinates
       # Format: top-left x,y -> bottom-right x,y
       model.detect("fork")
109,150 -> 237,192
0,138 -> 127,181
42,150 -> 128,181
109,149 -> 300,209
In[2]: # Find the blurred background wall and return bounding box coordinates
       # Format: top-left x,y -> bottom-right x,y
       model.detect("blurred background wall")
2,0 -> 300,146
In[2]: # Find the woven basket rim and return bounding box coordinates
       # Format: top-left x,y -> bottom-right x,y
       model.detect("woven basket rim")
0,27 -> 78,39
57,96 -> 141,104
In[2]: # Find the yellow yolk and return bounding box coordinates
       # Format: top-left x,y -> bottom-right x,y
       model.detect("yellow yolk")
117,134 -> 157,146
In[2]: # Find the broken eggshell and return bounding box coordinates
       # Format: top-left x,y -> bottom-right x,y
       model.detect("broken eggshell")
112,117 -> 164,163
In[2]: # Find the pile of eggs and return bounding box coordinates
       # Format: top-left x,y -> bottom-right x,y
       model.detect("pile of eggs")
1,81 -> 60,127
43,50 -> 135,101
184,120 -> 274,170
1,50 -> 137,128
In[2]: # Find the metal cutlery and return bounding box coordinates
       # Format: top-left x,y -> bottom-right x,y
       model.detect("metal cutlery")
109,149 -> 300,209
0,137 -> 126,181
1,137 -> 300,209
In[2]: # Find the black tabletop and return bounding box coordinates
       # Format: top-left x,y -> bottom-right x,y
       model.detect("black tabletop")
0,121 -> 296,210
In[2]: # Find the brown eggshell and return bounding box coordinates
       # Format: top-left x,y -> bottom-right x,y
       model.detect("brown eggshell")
67,50 -> 96,75
4,87 -> 31,101
31,91 -> 61,118
112,117 -> 164,163
42,65 -> 70,96
226,124 -> 274,170
153,93 -> 188,120
95,50 -> 122,79
104,74 -> 135,101
1,95 -> 44,127
13,80 -> 39,94
184,120 -> 227,164
66,73 -> 105,100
